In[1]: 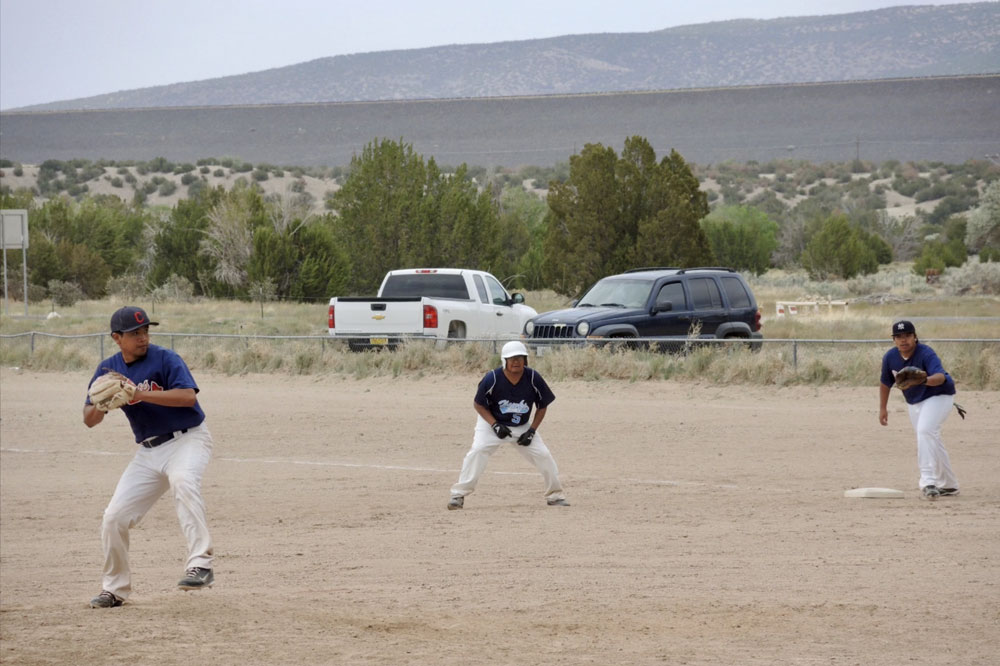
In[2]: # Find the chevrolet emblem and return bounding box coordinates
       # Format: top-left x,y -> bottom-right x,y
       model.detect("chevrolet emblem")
372,314 -> 386,320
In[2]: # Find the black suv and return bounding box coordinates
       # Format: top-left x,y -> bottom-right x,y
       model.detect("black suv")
524,267 -> 762,349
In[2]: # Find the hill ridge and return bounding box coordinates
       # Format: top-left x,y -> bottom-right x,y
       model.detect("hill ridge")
11,3 -> 999,112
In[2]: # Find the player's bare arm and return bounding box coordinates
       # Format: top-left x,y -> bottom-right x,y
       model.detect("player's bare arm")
530,406 -> 547,430
474,401 -> 494,424
132,387 -> 197,408
83,403 -> 106,428
924,372 -> 946,387
878,383 -> 891,426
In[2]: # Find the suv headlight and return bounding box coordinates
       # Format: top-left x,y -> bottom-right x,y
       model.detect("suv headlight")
524,320 -> 534,335
576,321 -> 590,337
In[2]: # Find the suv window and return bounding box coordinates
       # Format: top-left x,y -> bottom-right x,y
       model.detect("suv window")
688,277 -> 723,309
721,276 -> 751,308
579,278 -> 653,309
655,282 -> 687,310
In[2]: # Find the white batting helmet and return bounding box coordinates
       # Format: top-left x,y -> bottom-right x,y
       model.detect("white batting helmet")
501,340 -> 529,360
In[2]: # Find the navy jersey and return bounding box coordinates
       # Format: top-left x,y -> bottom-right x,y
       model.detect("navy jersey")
474,366 -> 555,427
86,344 -> 205,443
880,342 -> 956,405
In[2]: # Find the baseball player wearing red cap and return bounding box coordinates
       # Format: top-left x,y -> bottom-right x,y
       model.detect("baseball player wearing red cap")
447,341 -> 568,509
879,319 -> 960,499
84,306 -> 216,608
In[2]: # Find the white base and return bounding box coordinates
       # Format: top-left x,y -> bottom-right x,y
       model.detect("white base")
844,487 -> 905,499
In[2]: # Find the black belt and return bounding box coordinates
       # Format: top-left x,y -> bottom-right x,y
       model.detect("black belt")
140,429 -> 188,448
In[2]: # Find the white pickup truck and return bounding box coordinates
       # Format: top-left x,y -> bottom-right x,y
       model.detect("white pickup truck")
327,268 -> 537,350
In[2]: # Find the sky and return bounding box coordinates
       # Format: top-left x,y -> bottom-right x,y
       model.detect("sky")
0,0 -> 982,110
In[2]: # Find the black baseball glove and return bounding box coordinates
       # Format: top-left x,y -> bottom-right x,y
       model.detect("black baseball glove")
492,422 -> 512,439
517,427 -> 536,446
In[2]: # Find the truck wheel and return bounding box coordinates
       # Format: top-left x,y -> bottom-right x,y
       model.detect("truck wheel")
608,334 -> 639,351
447,322 -> 466,341
723,333 -> 754,352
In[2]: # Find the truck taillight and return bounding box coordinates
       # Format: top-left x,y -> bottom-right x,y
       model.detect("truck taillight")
753,309 -> 761,332
423,304 -> 438,328
328,305 -> 335,329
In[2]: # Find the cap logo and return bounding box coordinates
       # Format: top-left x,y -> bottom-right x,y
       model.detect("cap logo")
134,311 -> 146,324
897,323 -> 904,330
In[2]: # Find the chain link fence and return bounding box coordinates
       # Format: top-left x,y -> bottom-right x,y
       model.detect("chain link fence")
3,331 -> 998,373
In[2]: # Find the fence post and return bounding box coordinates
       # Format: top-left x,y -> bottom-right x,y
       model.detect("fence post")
100,335 -> 104,358
31,332 -> 35,354
793,340 -> 798,370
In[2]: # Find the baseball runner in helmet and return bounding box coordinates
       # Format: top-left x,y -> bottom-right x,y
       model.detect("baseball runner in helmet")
447,341 -> 569,509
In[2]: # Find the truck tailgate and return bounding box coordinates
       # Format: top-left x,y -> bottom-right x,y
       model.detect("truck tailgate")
331,299 -> 426,335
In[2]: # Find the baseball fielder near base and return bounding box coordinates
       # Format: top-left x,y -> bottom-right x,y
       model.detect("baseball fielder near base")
878,319 -> 960,500
83,306 -> 216,608
448,341 -> 568,509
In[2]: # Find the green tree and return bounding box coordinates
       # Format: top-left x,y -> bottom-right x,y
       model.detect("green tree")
913,238 -> 967,275
150,188 -> 223,295
20,195 -> 149,297
498,185 -> 547,289
800,215 -> 878,279
543,138 -> 712,295
56,239 -> 111,296
543,142 -> 621,294
435,165 -> 504,273
856,227 -> 893,265
331,139 -> 506,293
331,139 -> 432,293
287,225 -> 350,301
700,206 -> 779,275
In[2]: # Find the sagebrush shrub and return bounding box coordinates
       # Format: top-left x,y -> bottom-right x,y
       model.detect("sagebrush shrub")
942,261 -> 1000,295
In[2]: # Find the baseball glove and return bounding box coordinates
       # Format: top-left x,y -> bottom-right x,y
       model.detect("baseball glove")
894,366 -> 927,391
88,370 -> 136,412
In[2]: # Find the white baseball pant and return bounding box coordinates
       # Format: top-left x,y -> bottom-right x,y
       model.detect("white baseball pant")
908,394 -> 959,490
100,423 -> 214,599
450,416 -> 565,501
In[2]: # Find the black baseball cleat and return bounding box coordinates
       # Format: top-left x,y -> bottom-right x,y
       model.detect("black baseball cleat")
547,498 -> 570,506
90,590 -> 123,608
447,496 -> 464,510
922,485 -> 941,499
178,567 -> 214,590
938,487 -> 960,496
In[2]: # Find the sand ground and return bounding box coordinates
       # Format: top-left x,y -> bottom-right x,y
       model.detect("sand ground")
1,370 -> 997,665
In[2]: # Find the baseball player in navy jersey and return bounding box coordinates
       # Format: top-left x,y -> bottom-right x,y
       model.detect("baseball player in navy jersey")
84,306 -> 215,608
879,320 -> 961,500
447,340 -> 569,509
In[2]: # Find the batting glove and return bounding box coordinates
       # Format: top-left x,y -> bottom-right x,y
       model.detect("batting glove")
492,422 -> 512,439
517,427 -> 536,446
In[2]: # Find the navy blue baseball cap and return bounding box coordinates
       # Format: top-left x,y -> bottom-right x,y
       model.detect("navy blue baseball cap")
891,320 -> 916,336
110,306 -> 159,333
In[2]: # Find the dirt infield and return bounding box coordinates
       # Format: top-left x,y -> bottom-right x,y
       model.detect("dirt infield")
1,370 -> 997,665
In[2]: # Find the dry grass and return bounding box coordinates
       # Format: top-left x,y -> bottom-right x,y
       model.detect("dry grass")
2,270 -> 998,389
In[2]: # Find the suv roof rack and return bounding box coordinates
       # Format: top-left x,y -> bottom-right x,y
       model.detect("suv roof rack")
623,267 -> 681,273
623,266 -> 736,274
675,267 -> 736,274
